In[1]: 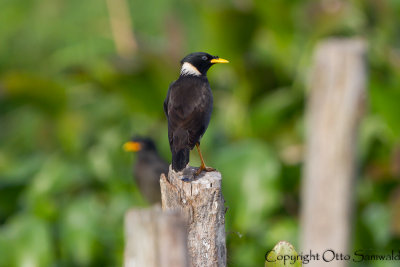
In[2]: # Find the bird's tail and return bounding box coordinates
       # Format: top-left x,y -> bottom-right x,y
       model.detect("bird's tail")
171,129 -> 190,171
172,148 -> 189,171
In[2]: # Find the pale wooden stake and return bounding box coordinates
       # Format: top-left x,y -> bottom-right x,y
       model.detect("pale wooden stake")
301,38 -> 367,266
124,205 -> 189,267
160,166 -> 226,267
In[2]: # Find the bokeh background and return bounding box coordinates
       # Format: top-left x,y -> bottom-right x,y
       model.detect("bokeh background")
1,0 -> 400,266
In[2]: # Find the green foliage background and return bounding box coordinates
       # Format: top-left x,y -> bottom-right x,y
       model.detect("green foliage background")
1,0 -> 400,266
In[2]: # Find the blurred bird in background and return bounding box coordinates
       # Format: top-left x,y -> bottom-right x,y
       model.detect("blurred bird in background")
164,52 -> 228,175
123,137 -> 169,204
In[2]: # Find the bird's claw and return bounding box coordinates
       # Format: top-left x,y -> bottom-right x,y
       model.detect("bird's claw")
195,166 -> 216,176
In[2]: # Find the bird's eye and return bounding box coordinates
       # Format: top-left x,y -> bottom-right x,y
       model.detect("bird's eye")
202,56 -> 208,61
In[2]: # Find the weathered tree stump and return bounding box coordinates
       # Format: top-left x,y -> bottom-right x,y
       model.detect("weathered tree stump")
124,205 -> 189,267
160,166 -> 226,267
301,38 -> 367,267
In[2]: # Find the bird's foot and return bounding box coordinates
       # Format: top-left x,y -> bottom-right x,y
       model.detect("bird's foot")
195,165 -> 216,176
204,167 -> 216,172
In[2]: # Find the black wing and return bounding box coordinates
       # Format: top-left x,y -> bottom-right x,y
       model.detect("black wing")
163,81 -> 174,118
166,76 -> 213,149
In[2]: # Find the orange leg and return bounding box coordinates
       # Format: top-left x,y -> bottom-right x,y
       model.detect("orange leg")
195,143 -> 215,176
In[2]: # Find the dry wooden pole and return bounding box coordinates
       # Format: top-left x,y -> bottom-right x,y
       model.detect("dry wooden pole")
301,38 -> 367,266
124,205 -> 189,267
160,166 -> 226,267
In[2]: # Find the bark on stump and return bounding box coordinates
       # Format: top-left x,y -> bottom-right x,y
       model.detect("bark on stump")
160,166 -> 226,267
301,38 -> 367,267
124,205 -> 189,267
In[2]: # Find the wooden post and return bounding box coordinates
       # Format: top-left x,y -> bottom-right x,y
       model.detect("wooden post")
124,205 -> 189,267
160,166 -> 226,267
301,38 -> 367,266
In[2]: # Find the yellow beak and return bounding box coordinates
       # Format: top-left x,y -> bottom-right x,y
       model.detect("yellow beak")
123,141 -> 142,152
210,58 -> 229,64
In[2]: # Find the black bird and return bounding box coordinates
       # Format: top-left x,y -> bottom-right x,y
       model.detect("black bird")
164,52 -> 228,175
123,137 -> 169,203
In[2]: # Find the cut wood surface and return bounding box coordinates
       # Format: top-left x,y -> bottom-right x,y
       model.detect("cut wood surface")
301,38 -> 367,267
160,166 -> 226,267
124,205 -> 189,267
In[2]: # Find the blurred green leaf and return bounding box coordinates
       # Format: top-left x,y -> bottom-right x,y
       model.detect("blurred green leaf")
214,140 -> 281,230
60,195 -> 104,266
265,241 -> 302,267
370,81 -> 400,139
0,215 -> 53,267
1,72 -> 66,114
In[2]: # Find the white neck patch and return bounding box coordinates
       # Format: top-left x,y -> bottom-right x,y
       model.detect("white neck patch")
180,62 -> 201,76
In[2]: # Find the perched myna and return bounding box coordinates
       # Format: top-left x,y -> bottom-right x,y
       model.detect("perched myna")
123,137 -> 169,204
164,52 -> 229,175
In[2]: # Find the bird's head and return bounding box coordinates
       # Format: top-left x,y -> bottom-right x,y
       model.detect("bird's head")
123,137 -> 157,153
180,52 -> 229,77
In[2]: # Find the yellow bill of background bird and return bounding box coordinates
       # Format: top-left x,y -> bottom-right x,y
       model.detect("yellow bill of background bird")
123,141 -> 142,152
